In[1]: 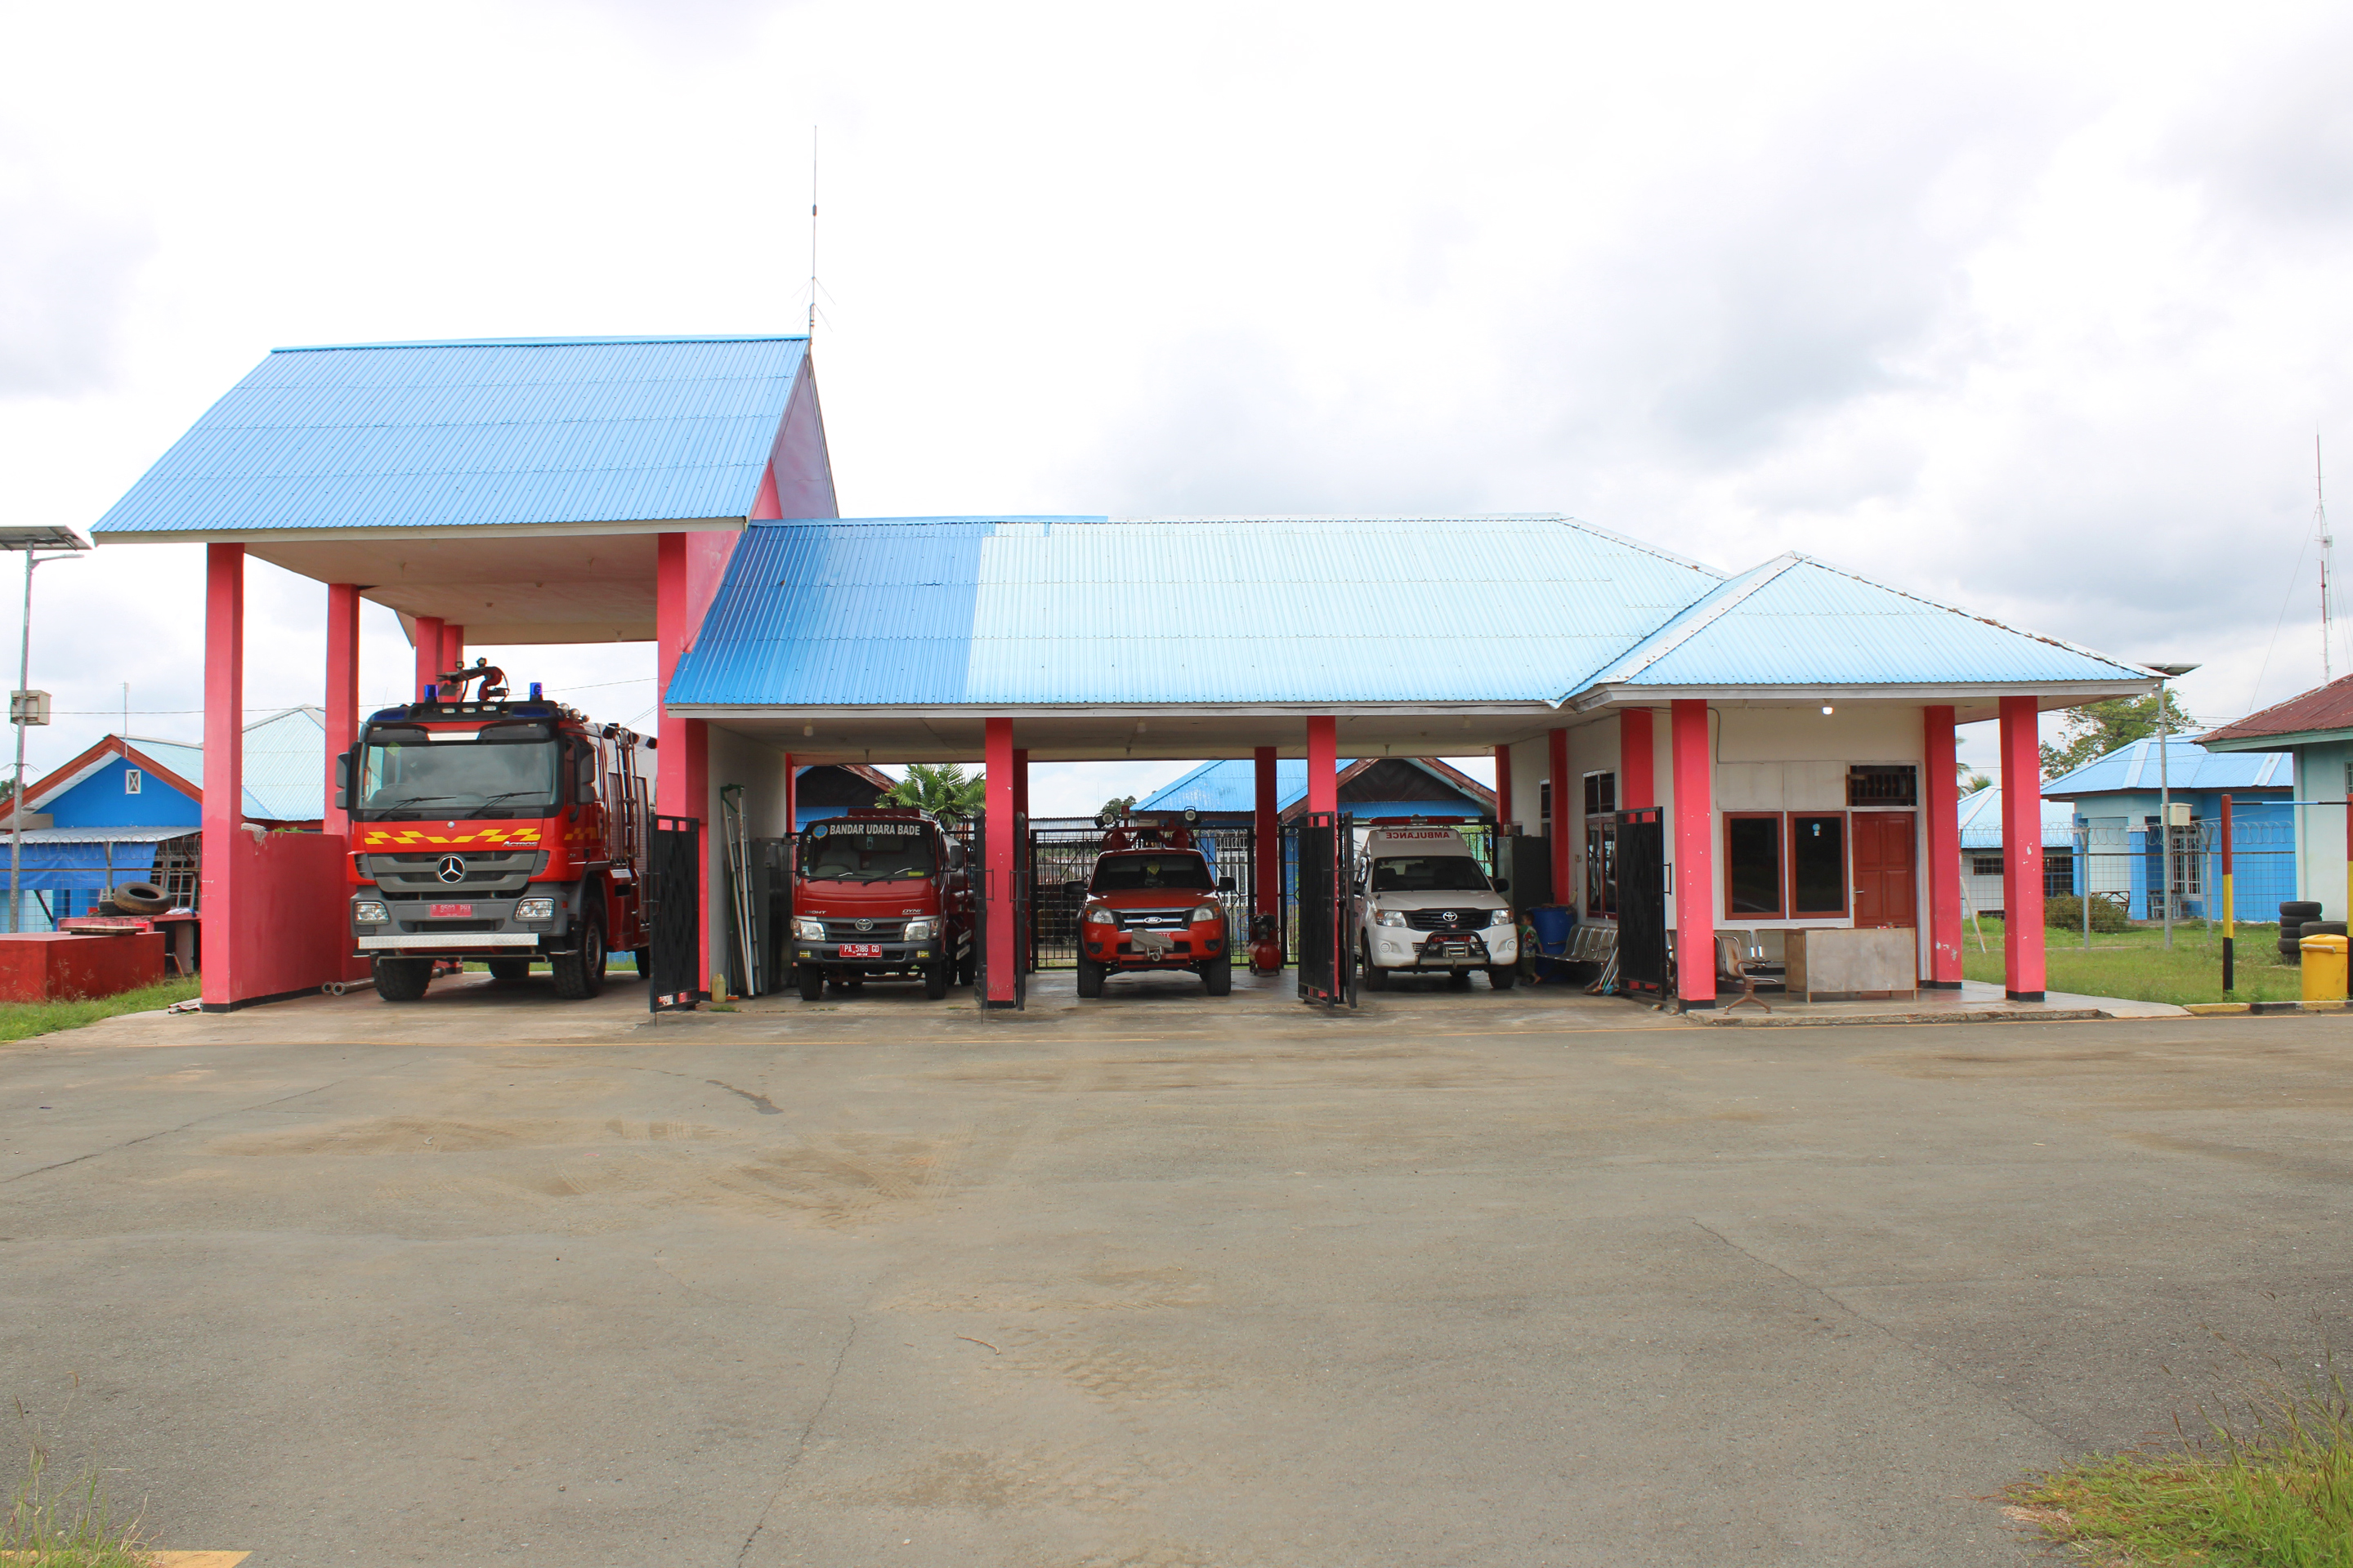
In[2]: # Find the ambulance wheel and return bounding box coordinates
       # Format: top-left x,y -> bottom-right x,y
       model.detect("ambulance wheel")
1201,953 -> 1232,996
924,958 -> 951,1000
1487,964 -> 1517,990
1447,969 -> 1474,991
550,918 -> 606,1000
796,964 -> 825,1001
1359,943 -> 1387,990
373,957 -> 433,1003
1076,956 -> 1106,998
486,958 -> 532,981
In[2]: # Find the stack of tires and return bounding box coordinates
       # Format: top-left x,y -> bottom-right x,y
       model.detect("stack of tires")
2278,902 -> 2345,963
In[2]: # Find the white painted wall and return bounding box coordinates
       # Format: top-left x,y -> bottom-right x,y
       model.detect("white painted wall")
705,724 -> 794,990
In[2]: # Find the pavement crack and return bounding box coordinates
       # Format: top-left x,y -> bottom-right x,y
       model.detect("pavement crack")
736,1314 -> 857,1566
706,1079 -> 784,1115
2,1072 -> 385,1186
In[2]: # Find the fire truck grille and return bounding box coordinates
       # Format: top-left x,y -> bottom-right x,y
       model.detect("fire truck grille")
366,850 -> 548,894
820,919 -> 906,941
1405,909 -> 1487,931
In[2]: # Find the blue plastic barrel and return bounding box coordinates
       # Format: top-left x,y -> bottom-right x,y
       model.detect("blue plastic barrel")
1527,904 -> 1572,958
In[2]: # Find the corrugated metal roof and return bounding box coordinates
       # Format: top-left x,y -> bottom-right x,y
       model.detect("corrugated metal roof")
1956,786 -> 2077,848
90,336 -> 808,536
669,516 -> 1724,708
1139,757 -> 1491,814
115,709 -> 322,820
2199,672 -> 2353,748
1587,555 -> 2153,692
2042,735 -> 2293,797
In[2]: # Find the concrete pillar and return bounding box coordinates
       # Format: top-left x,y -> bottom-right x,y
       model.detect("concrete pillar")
1620,708 -> 1654,807
202,543 -> 245,1009
783,757 -> 796,836
1671,699 -> 1715,1007
1922,704 -> 1964,987
1998,695 -> 2046,1000
1492,743 -> 1512,828
1254,745 -> 1280,921
1307,717 -> 1337,814
441,623 -> 465,688
412,616 -> 444,704
1548,728 -> 1571,907
655,533 -> 711,991
985,717 -> 1017,1005
323,583 -> 360,839
1013,747 -> 1031,972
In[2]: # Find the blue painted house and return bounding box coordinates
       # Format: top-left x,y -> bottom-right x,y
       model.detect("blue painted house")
2042,735 -> 2293,919
2201,674 -> 2353,921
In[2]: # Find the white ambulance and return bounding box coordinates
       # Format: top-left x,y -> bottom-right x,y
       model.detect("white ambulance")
1349,823 -> 1518,990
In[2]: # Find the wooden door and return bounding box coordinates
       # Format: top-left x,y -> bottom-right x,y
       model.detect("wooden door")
1852,811 -> 1917,928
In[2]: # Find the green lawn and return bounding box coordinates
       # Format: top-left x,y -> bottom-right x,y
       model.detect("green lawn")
0,976 -> 200,1044
1961,918 -> 2323,1006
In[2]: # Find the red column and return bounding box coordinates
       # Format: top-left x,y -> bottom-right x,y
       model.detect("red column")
1997,695 -> 2046,1000
1492,744 -> 1513,828
412,616 -> 443,703
322,583 -> 360,839
1922,705 -> 1963,987
1254,746 -> 1279,919
1547,728 -> 1571,908
655,534 -> 711,992
1307,717 -> 1337,813
1671,699 -> 1716,1007
783,755 -> 796,835
201,544 -> 246,1009
440,623 -> 465,692
1621,708 -> 1654,807
984,717 -> 1017,1004
1013,748 -> 1031,972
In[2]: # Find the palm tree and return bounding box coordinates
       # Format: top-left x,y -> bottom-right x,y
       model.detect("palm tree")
879,762 -> 986,822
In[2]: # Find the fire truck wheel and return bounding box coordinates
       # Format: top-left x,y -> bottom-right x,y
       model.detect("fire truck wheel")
1076,956 -> 1106,998
796,964 -> 825,1001
1201,953 -> 1232,996
1487,964 -> 1518,990
924,958 -> 951,1000
550,918 -> 607,1000
633,947 -> 651,977
1359,943 -> 1388,990
1446,969 -> 1474,991
486,958 -> 532,981
372,957 -> 433,1002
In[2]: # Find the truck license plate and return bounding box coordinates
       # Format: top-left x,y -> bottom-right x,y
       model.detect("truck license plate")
430,903 -> 473,918
839,942 -> 883,958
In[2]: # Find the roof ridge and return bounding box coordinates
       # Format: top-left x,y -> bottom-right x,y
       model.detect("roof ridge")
1578,554 -> 1803,694
272,334 -> 810,353
1554,516 -> 1727,579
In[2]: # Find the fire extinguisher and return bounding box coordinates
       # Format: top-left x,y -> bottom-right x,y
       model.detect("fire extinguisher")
1248,913 -> 1284,976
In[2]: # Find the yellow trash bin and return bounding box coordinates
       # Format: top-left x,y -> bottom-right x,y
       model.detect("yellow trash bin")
2299,933 -> 2348,1002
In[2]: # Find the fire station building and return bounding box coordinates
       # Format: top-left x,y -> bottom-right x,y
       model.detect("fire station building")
89,333 -> 2156,1011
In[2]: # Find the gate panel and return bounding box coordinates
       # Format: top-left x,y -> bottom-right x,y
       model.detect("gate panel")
646,814 -> 702,1012
1295,811 -> 1355,1006
1615,807 -> 1666,998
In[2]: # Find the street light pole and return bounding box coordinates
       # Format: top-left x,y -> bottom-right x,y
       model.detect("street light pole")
1,526 -> 91,934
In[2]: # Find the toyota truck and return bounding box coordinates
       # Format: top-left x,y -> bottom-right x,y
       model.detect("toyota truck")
1350,824 -> 1517,990
788,807 -> 973,1001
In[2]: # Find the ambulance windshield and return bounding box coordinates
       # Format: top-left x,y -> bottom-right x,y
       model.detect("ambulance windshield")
1368,855 -> 1492,893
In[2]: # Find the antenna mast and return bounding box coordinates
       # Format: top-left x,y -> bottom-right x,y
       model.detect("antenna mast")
2320,434 -> 2334,682
807,127 -> 818,344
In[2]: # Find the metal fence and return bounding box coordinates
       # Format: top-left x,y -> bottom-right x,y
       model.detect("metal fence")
1976,816 -> 2303,936
1030,823 -> 1256,969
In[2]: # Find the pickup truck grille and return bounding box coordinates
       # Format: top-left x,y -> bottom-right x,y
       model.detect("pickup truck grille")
1405,908 -> 1492,931
821,918 -> 906,940
365,850 -> 548,895
1116,909 -> 1196,931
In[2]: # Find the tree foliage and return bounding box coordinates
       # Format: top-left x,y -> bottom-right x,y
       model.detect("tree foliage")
879,762 -> 986,821
2039,690 -> 2197,782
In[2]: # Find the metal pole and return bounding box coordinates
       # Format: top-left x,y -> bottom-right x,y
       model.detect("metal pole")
9,548 -> 29,934
2080,824 -> 2091,949
2158,680 -> 2172,950
2221,793 -> 2235,995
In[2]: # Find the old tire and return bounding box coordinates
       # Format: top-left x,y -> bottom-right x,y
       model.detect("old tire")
1487,964 -> 1518,990
2281,900 -> 2324,922
924,958 -> 951,1000
1360,943 -> 1388,989
1201,952 -> 1232,996
372,957 -> 433,1002
1076,956 -> 1106,998
549,918 -> 606,1000
486,958 -> 532,981
796,964 -> 825,1001
2302,920 -> 2347,938
110,882 -> 170,915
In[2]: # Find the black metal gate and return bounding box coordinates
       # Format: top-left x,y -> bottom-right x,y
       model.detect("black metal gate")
1027,823 -> 1255,968
1295,811 -> 1355,1006
1614,807 -> 1666,998
972,810 -> 1029,1010
646,814 -> 702,1012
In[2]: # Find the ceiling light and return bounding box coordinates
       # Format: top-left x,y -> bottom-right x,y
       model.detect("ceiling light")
1820,704 -> 1834,715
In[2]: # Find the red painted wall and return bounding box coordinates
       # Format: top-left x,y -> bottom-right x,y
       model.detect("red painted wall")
1997,696 -> 2047,998
210,829 -> 371,1003
1671,700 -> 1715,1005
1922,705 -> 1964,985
0,932 -> 164,1002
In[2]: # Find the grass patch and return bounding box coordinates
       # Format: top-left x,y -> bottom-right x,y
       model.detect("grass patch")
0,978 -> 199,1046
2011,1349 -> 2353,1566
1961,918 -> 2315,1006
5,1392 -> 152,1566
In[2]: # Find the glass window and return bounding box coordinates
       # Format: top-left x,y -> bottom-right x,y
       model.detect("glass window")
1724,813 -> 1783,918
1582,771 -> 1616,815
1369,855 -> 1492,893
1846,765 -> 1917,806
1089,853 -> 1214,893
1789,813 -> 1847,916
801,820 -> 939,880
358,735 -> 559,820
1585,820 -> 1617,918
1971,854 -> 2002,878
124,768 -> 141,795
2042,847 -> 2076,897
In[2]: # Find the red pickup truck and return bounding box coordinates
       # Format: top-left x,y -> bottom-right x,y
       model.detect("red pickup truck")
1073,831 -> 1235,998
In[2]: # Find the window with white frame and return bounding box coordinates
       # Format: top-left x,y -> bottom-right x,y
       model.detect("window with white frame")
124,769 -> 141,795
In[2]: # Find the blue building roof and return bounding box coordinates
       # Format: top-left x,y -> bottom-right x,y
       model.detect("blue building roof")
28,708 -> 325,823
90,336 -> 810,537
1957,785 -> 2078,849
2041,735 -> 2293,797
1583,555 -> 2154,695
1139,757 -> 1487,815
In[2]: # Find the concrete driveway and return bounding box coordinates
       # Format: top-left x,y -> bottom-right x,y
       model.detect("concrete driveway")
2,970 -> 2348,1566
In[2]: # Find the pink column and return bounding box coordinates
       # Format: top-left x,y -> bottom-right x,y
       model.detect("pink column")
1621,708 -> 1654,807
783,755 -> 796,835
1548,728 -> 1571,905
201,544 -> 246,1009
1306,717 -> 1337,813
1671,699 -> 1716,1007
1922,704 -> 1964,987
412,616 -> 444,703
1013,748 -> 1031,973
655,534 -> 711,992
1492,744 -> 1513,828
1998,695 -> 2046,1000
984,717 -> 1017,1005
1254,745 -> 1280,919
322,583 -> 360,839
441,623 -> 465,690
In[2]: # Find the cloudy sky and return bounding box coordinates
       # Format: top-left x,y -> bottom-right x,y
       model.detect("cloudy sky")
3,0 -> 2349,813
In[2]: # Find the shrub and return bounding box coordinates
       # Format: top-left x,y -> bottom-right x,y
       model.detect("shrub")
2045,895 -> 2129,934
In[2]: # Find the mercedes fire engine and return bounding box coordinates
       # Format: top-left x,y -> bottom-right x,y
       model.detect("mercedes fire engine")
338,661 -> 653,1003
1072,808 -> 1236,998
788,806 -> 974,1001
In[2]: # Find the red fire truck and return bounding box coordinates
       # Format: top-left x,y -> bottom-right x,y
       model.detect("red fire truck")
1073,809 -> 1236,998
788,806 -> 974,1001
339,663 -> 652,1003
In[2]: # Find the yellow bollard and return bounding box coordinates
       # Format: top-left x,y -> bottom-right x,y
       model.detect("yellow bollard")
2299,934 -> 2347,1004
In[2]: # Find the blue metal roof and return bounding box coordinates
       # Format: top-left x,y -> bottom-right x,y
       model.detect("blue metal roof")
669,515 -> 1723,708
1585,555 -> 2154,693
90,335 -> 808,536
110,709 -> 322,820
2042,735 -> 2293,797
1956,786 -> 2078,849
1139,757 -> 1487,815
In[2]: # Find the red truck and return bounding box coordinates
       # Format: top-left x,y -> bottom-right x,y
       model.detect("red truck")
340,664 -> 652,1003
1073,813 -> 1236,998
788,806 -> 973,1001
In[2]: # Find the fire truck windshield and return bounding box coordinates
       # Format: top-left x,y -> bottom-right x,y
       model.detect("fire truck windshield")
357,735 -> 560,820
1089,854 -> 1215,894
801,822 -> 938,881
